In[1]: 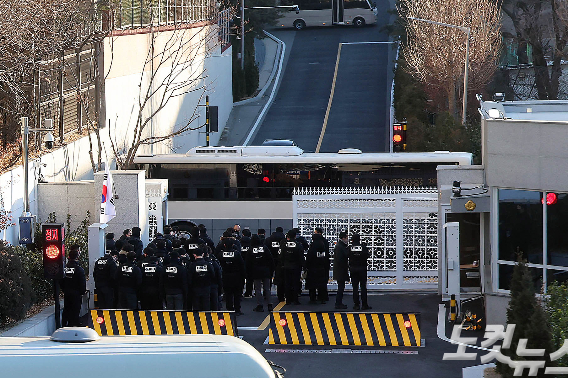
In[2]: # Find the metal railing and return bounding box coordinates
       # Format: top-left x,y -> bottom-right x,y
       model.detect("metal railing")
107,0 -> 218,30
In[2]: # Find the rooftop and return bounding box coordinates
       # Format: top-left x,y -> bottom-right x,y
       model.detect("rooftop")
479,99 -> 568,122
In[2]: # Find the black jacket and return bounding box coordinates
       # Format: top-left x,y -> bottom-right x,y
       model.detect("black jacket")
61,260 -> 86,295
188,258 -> 215,295
162,259 -> 188,296
245,243 -> 274,279
279,239 -> 304,270
265,231 -> 286,273
306,234 -> 330,288
218,242 -> 246,285
140,257 -> 164,295
93,254 -> 117,289
117,260 -> 142,293
333,240 -> 350,281
349,243 -> 370,272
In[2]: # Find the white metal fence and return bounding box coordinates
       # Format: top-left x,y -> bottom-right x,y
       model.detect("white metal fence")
293,186 -> 439,289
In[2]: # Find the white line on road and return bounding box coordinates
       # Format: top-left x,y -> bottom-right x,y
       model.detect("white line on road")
243,32 -> 286,146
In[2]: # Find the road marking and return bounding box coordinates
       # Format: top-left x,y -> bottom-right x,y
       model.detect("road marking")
257,301 -> 286,330
264,348 -> 418,354
315,43 -> 342,153
243,32 -> 286,146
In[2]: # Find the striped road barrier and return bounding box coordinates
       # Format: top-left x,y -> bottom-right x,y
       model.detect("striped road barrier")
268,311 -> 420,347
89,310 -> 238,337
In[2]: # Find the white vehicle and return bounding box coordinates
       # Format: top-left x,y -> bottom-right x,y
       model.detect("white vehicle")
0,328 -> 284,378
276,0 -> 377,29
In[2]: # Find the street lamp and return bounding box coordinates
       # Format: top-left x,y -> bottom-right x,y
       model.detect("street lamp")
407,17 -> 471,125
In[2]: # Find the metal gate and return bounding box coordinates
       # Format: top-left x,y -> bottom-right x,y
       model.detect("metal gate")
293,187 -> 438,289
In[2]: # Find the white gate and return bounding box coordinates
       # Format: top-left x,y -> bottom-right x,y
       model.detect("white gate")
293,187 -> 438,289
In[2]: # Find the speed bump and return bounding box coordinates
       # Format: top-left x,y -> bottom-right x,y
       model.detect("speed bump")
89,310 -> 238,337
268,311 -> 420,347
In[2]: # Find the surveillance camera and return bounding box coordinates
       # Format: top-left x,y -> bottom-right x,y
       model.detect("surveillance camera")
44,132 -> 54,149
452,180 -> 462,197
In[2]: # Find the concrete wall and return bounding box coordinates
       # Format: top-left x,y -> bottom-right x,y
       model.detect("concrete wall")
93,170 -> 149,246
0,25 -> 232,246
483,118 -> 568,192
37,182 -> 97,230
168,201 -> 294,220
104,25 -> 232,155
484,293 -> 510,326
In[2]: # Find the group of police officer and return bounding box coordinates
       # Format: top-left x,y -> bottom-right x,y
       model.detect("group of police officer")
92,223 -> 372,314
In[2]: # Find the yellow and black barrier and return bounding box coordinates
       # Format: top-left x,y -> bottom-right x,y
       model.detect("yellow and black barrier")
268,311 -> 421,347
89,310 -> 238,337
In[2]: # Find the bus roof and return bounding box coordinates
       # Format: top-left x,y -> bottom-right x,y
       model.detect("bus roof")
134,146 -> 473,165
0,333 -> 276,378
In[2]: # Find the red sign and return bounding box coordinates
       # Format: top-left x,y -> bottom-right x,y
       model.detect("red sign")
45,228 -> 59,241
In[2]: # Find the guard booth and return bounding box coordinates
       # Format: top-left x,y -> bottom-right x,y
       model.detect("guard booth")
438,166 -> 489,320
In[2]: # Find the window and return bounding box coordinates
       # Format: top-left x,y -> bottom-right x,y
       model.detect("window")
343,0 -> 370,9
497,189 -> 568,291
498,189 -> 542,263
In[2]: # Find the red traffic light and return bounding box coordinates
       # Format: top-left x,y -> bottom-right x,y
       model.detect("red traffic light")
42,224 -> 65,280
393,134 -> 403,143
542,193 -> 557,205
262,176 -> 270,183
45,245 -> 61,259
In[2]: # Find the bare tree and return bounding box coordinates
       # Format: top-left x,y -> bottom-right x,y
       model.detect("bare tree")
503,0 -> 568,100
107,18 -> 222,169
400,0 -> 501,118
0,0 -> 102,161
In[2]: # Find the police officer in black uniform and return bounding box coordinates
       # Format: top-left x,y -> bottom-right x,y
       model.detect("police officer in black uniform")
241,229 -> 253,298
349,233 -> 372,310
186,228 -> 205,260
93,249 -> 118,309
188,246 -> 216,311
163,251 -> 188,310
198,225 -> 215,250
139,248 -> 164,310
218,237 -> 246,315
204,246 -> 223,310
130,227 -> 144,259
264,227 -> 286,302
246,235 -> 274,312
117,251 -> 142,309
280,230 -> 304,305
306,231 -> 330,304
61,245 -> 86,326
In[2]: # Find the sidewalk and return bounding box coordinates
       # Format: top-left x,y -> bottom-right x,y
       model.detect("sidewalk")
218,32 -> 283,147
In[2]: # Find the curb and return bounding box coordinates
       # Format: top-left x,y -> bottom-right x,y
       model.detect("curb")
234,32 -> 284,107
242,31 -> 286,146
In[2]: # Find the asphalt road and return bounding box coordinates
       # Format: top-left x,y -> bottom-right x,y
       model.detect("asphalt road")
251,20 -> 394,152
235,293 -> 480,378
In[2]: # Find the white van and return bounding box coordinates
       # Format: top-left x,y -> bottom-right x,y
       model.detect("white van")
0,328 -> 284,378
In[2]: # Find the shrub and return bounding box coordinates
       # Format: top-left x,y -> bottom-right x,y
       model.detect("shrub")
0,242 -> 34,328
546,282 -> 568,368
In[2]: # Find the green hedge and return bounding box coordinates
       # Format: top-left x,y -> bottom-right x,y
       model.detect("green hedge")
0,243 -> 34,328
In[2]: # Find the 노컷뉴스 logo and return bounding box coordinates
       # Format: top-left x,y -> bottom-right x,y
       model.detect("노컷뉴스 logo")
443,324 -> 568,376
